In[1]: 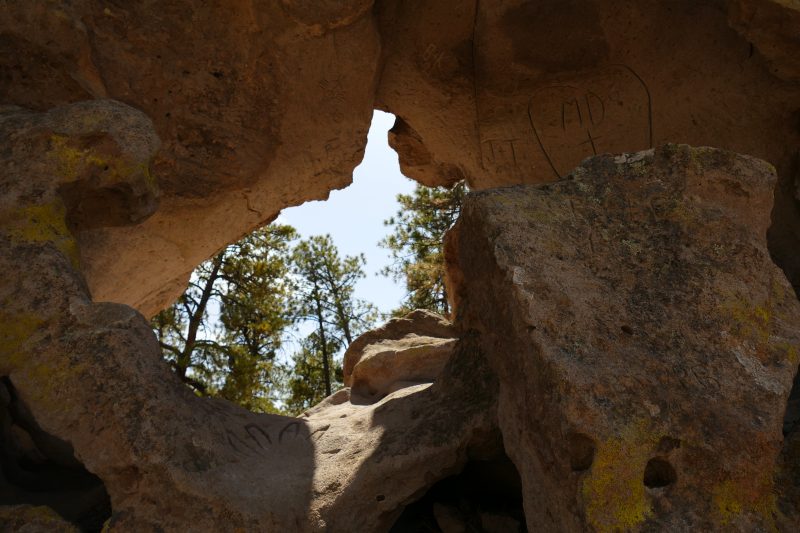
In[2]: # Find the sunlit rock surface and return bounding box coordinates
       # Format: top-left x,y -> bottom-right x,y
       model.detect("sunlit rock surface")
3,0 -> 800,314
449,144 -> 800,532
343,309 -> 459,402
0,104 -> 498,532
3,0 -> 800,530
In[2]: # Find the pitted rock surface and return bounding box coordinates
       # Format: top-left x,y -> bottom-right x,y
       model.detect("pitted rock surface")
451,144 -> 800,532
0,505 -> 79,533
4,1 -> 800,314
0,99 -> 500,532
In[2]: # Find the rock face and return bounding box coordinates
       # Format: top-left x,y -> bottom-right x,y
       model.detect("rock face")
449,144 -> 800,532
0,378 -> 111,531
1,0 -> 382,317
0,505 -> 80,533
0,101 -> 498,530
3,1 -> 800,315
4,0 -> 800,530
343,310 -> 459,402
0,101 -> 502,532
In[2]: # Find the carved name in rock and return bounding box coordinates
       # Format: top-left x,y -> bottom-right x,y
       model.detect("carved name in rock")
451,144 -> 800,532
528,65 -> 652,179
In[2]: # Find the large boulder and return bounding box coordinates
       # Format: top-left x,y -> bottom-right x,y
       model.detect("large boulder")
449,144 -> 800,532
343,309 -> 459,402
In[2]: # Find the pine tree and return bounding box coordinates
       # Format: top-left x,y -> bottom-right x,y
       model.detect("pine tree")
151,224 -> 297,412
380,181 -> 466,317
288,235 -> 377,408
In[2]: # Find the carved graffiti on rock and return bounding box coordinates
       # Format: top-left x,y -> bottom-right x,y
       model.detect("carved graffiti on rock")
318,75 -> 348,123
528,65 -> 652,178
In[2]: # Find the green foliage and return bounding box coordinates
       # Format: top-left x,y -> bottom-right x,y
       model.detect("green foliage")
286,235 -> 377,411
151,228 -> 378,415
151,224 -> 297,413
380,180 -> 466,317
281,332 -> 345,415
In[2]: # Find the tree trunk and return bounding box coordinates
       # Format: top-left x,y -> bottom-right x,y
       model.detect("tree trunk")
314,292 -> 332,397
178,255 -> 223,387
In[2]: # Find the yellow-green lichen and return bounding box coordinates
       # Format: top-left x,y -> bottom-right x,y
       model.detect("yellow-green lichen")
47,135 -> 109,181
0,504 -> 76,530
0,310 -> 45,364
139,157 -> 159,193
3,201 -> 80,269
717,290 -> 773,343
47,135 -> 156,192
582,420 -> 657,533
712,472 -> 778,530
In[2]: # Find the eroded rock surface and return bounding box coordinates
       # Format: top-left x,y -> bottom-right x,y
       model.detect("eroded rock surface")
4,1 -> 800,315
450,144 -> 800,532
0,505 -> 79,533
343,309 -> 459,402
0,98 -> 501,532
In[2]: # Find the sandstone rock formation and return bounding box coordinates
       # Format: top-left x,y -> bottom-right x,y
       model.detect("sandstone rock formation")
0,100 -> 502,532
449,144 -> 800,532
3,1 -> 800,317
4,0 -> 800,531
0,505 -> 80,533
343,309 -> 459,402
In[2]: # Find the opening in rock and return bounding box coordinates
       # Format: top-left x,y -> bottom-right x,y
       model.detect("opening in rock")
643,457 -> 676,489
620,325 -> 633,336
569,433 -> 596,472
783,368 -> 800,436
0,377 -> 111,532
389,454 -> 528,533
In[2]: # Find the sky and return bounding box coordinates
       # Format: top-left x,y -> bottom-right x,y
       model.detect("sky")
199,110 -> 415,357
276,110 -> 416,316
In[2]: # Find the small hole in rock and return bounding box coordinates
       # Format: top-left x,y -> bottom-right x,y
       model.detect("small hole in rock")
376,494 -> 386,502
569,434 -> 595,472
643,457 -> 676,488
212,71 -> 223,79
783,367 -> 800,436
621,325 -> 633,336
103,166 -> 109,171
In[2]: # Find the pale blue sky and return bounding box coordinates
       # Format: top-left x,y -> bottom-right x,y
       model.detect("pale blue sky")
277,110 -> 416,316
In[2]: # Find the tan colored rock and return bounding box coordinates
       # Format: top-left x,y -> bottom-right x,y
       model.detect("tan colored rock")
730,0 -> 800,81
451,144 -> 800,532
343,309 -> 459,402
1,0 -> 381,318
4,1 -> 800,316
0,505 -> 79,533
0,104 -> 499,530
